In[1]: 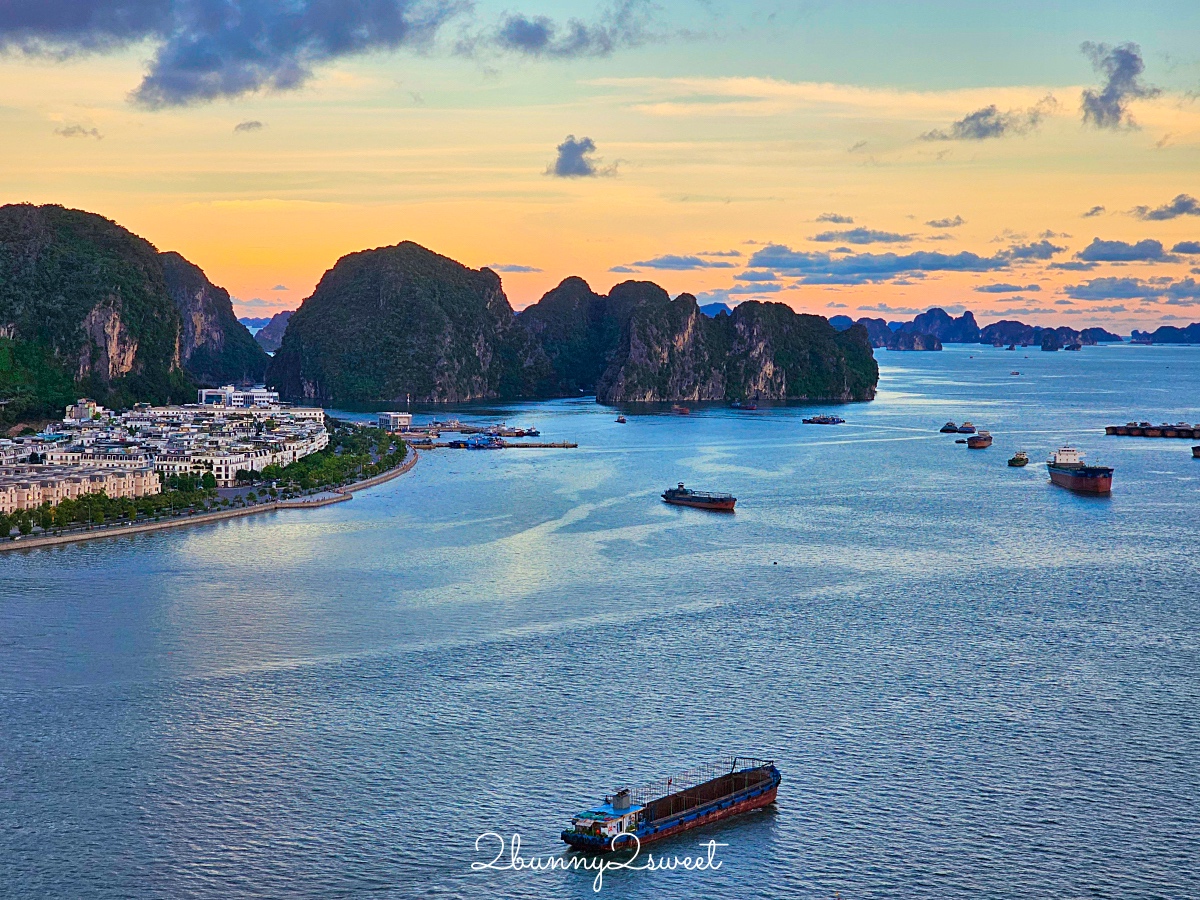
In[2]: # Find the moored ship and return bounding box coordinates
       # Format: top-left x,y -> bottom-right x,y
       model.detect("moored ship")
940,421 -> 959,433
1008,450 -> 1029,467
1194,445 -> 1200,459
966,431 -> 992,449
561,757 -> 780,853
802,414 -> 845,425
1047,446 -> 1113,494
662,483 -> 736,511
957,421 -> 977,434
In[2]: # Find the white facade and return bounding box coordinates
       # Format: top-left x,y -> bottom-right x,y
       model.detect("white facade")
198,385 -> 281,408
378,412 -> 413,431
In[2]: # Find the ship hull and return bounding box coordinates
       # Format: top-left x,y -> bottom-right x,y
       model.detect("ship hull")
1048,465 -> 1112,494
1194,446 -> 1200,459
663,496 -> 736,511
562,768 -> 781,853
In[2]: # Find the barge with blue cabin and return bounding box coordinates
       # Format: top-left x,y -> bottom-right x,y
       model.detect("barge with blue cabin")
561,756 -> 780,853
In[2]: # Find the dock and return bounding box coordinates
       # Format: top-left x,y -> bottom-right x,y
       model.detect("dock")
1106,423 -> 1198,438
417,440 -> 577,449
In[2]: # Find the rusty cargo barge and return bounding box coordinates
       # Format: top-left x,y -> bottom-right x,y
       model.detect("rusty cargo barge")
561,757 -> 780,853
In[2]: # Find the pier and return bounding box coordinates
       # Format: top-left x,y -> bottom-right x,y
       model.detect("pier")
418,440 -> 577,450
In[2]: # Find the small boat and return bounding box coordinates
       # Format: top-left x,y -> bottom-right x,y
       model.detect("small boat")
957,422 -> 977,434
1194,446 -> 1200,459
1006,343 -> 1016,351
802,414 -> 845,425
1047,446 -> 1113,494
967,431 -> 993,449
615,415 -> 627,424
662,483 -> 736,511
955,438 -> 967,444
466,434 -> 504,450
561,757 -> 780,853
731,399 -> 758,410
940,421 -> 959,433
1010,371 -> 1020,376
1008,451 -> 1029,467
672,405 -> 691,415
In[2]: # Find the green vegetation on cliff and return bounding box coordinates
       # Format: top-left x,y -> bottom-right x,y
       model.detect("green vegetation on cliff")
267,242 -> 513,404
266,242 -> 879,404
0,204 -> 268,426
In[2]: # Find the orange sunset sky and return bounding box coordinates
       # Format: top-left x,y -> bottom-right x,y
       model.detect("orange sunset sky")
2,1 -> 1199,332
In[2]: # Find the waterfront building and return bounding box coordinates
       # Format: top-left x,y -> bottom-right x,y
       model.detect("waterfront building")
0,464 -> 160,514
378,412 -> 413,431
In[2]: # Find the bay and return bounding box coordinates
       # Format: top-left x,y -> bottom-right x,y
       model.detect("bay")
1,344 -> 1198,899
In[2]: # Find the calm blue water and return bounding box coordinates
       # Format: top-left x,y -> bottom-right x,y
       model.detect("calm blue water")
2,344 -> 1198,899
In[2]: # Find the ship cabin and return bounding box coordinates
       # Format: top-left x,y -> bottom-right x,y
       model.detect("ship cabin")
1050,446 -> 1084,466
570,789 -> 643,840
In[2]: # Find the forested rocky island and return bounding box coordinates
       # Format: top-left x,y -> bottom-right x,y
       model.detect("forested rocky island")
267,242 -> 878,405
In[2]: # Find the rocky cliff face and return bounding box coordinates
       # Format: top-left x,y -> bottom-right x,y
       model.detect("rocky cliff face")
0,203 -> 194,424
899,308 -> 979,342
254,310 -> 292,353
597,296 -> 877,402
266,255 -> 880,406
267,242 -> 516,404
160,251 -> 269,385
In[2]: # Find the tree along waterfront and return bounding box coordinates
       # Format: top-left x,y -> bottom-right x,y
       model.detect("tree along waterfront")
1,423 -> 407,539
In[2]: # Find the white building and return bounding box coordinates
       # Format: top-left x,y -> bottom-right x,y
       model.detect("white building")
198,385 -> 281,408
378,412 -> 413,431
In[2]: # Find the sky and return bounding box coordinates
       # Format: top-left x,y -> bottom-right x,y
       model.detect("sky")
2,1 -> 1199,332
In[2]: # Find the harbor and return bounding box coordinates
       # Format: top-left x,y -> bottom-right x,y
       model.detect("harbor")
377,412 -> 576,451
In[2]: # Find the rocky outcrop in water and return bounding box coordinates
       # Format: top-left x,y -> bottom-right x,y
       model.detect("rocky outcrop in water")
266,245 -> 879,405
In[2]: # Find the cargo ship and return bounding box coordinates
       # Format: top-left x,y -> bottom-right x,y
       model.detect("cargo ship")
957,422 -> 977,434
966,431 -> 992,449
1047,446 -> 1113,494
1194,445 -> 1200,459
802,414 -> 845,425
561,757 -> 780,853
940,421 -> 959,433
1008,451 -> 1029,467
662,483 -> 736,511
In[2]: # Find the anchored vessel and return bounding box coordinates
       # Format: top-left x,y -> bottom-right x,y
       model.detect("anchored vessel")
561,757 -> 781,853
957,422 -> 977,434
1194,445 -> 1200,459
966,431 -> 993,449
1047,446 -> 1113,494
662,483 -> 736,511
940,421 -> 959,433
802,414 -> 845,425
1008,451 -> 1029,467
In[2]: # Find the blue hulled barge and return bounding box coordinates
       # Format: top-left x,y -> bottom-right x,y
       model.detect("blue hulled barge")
561,756 -> 780,853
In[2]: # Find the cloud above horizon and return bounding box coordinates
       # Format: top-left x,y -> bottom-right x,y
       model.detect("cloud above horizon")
488,1 -> 651,59
816,212 -> 853,224
927,215 -> 964,229
1132,194 -> 1200,221
1080,41 -> 1159,129
921,97 -> 1054,141
746,239 -> 1064,285
627,254 -> 737,270
1076,238 -> 1173,262
811,227 -> 912,244
547,135 -> 613,177
54,123 -> 103,139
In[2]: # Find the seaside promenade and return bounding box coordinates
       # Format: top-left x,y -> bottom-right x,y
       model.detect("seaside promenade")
0,450 -> 419,553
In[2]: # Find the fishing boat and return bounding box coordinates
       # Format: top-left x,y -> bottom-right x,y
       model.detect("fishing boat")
1047,446 -> 1113,494
561,757 -> 780,853
957,422 -> 977,434
1008,451 -> 1029,467
731,399 -> 758,410
802,414 -> 845,425
662,483 -> 736,511
940,421 -> 959,433
966,431 -> 993,449
615,415 -> 627,424
672,405 -> 691,416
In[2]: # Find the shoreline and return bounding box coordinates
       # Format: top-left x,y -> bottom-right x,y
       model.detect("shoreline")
0,450 -> 419,554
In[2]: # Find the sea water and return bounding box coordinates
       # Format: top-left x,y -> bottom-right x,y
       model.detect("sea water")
1,344 -> 1198,898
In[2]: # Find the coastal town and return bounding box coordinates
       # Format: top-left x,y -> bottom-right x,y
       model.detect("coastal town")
0,385 -> 328,516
